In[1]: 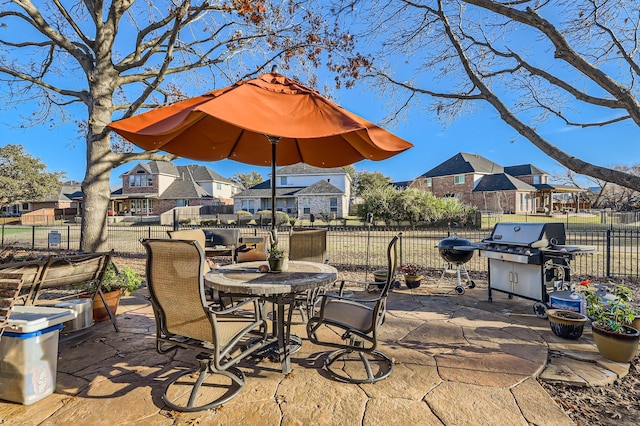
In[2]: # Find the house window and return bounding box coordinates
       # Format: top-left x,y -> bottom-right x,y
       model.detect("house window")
280,176 -> 288,185
330,197 -> 338,213
129,174 -> 152,187
216,183 -> 222,190
177,200 -> 189,207
426,178 -> 432,187
454,175 -> 465,185
131,199 -> 153,214
241,200 -> 254,214
303,207 -> 310,214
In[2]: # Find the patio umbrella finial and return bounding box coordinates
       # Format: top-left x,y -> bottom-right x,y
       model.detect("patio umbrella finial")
271,64 -> 278,74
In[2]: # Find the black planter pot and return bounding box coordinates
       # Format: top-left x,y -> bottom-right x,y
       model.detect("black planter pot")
404,275 -> 422,289
547,309 -> 587,340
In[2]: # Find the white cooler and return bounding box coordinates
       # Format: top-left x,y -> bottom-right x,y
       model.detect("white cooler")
0,306 -> 77,405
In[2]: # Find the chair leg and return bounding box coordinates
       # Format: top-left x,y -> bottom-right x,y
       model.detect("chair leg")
163,355 -> 245,412
324,348 -> 393,384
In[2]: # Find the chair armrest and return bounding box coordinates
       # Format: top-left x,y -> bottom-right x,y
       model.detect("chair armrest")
330,279 -> 382,296
208,296 -> 262,316
317,291 -> 382,306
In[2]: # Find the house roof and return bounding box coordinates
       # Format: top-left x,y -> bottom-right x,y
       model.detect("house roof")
159,171 -> 212,199
39,181 -> 83,203
296,180 -> 342,195
276,163 -> 347,176
139,161 -> 180,176
392,181 -> 411,189
234,180 -> 304,198
534,183 -> 585,193
180,164 -> 236,185
420,152 -> 503,178
473,173 -> 536,192
504,164 -> 548,176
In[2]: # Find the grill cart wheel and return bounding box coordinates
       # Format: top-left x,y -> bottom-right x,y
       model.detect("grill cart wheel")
467,280 -> 476,289
455,286 -> 465,295
533,302 -> 548,319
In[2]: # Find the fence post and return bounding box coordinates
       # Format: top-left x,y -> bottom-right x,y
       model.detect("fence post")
398,231 -> 403,269
1,224 -> 4,247
606,230 -> 611,278
67,226 -> 70,250
173,209 -> 178,231
32,226 -> 35,249
148,226 -> 152,239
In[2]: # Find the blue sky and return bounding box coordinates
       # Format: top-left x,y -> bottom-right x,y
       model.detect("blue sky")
2,80 -> 638,190
1,3 -> 639,189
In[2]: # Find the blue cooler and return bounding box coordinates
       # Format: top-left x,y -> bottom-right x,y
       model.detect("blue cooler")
0,306 -> 76,405
549,291 -> 585,315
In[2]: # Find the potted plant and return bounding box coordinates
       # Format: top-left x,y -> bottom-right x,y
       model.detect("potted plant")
546,309 -> 588,340
400,264 -> 424,289
83,263 -> 143,321
580,281 -> 640,362
267,246 -> 287,273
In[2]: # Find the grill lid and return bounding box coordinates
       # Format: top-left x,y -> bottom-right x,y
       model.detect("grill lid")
483,222 -> 566,248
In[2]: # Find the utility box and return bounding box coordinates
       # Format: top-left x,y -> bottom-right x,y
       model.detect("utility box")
0,306 -> 77,405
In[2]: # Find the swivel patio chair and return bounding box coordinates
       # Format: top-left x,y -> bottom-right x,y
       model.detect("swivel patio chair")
141,238 -> 268,412
307,235 -> 399,384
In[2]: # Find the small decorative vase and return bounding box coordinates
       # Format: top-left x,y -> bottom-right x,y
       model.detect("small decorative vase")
546,309 -> 587,340
268,257 -> 285,273
404,275 -> 423,289
592,323 -> 640,362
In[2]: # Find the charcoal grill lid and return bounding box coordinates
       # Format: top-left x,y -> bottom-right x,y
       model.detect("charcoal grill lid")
438,236 -> 471,249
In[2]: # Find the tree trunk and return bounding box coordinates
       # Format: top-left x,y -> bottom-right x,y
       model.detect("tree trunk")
81,134 -> 113,252
80,64 -> 117,252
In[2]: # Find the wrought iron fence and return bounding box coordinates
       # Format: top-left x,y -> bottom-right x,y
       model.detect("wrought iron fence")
2,223 -> 639,280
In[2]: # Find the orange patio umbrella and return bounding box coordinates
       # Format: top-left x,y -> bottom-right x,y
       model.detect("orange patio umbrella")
108,69 -> 413,241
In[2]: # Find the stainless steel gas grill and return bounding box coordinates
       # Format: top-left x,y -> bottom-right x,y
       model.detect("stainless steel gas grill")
474,223 -> 595,318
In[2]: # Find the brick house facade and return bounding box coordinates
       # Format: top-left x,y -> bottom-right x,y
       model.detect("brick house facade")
411,153 -> 543,214
110,161 -> 242,216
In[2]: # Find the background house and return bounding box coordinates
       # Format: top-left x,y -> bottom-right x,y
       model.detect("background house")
411,152 -> 585,214
14,181 -> 83,224
233,163 -> 351,219
110,161 -> 242,216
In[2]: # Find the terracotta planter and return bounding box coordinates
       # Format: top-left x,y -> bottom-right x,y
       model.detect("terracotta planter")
83,289 -> 122,322
547,309 -> 587,340
404,275 -> 423,289
591,322 -> 640,362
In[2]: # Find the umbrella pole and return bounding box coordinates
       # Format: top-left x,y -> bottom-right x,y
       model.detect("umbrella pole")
269,136 -> 279,246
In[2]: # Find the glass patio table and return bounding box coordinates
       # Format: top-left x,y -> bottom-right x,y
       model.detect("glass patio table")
204,260 -> 337,374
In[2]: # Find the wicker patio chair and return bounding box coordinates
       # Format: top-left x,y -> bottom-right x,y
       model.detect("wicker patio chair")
288,227 -> 327,264
141,238 -> 268,412
306,234 -> 399,384
0,272 -> 25,341
288,228 -> 328,323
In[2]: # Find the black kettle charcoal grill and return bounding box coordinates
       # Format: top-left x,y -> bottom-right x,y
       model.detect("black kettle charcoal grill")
437,233 -> 476,295
474,222 -> 596,318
